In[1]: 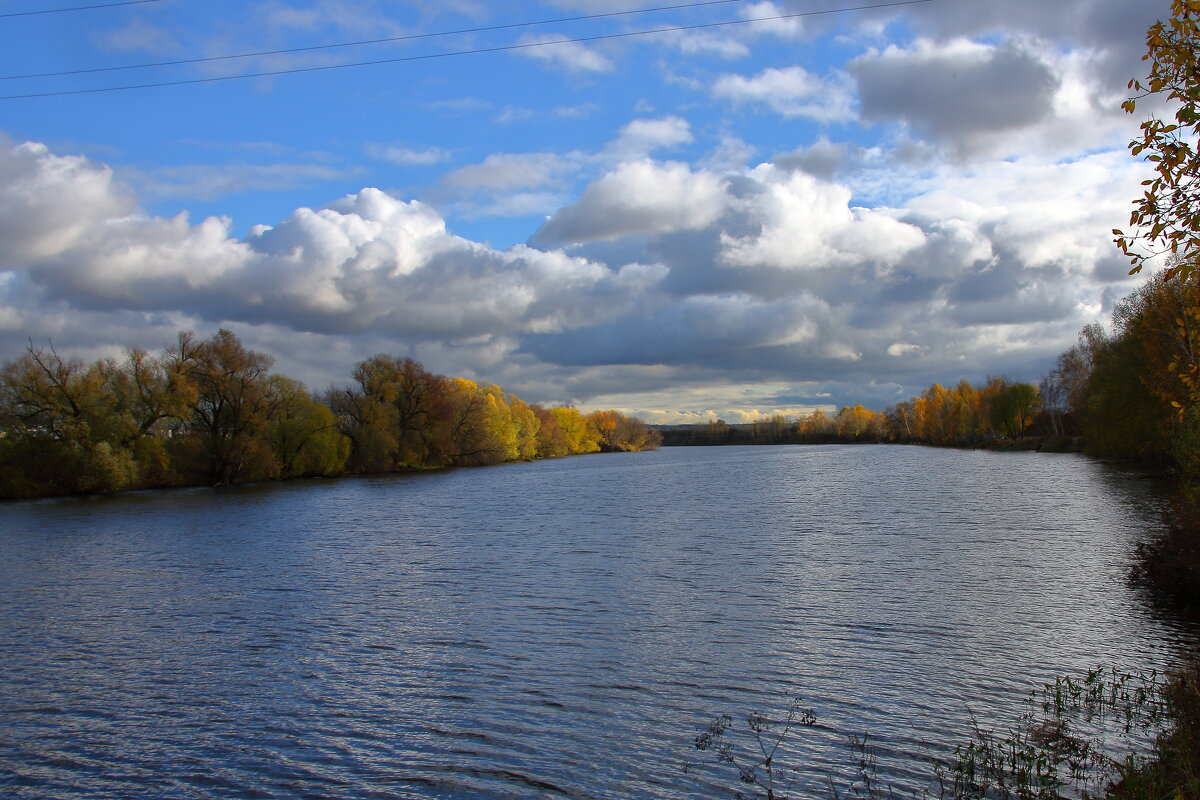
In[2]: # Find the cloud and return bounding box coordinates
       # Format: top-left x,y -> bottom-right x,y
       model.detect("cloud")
0,136 -> 1156,419
700,135 -> 757,173
842,0 -> 1166,159
0,140 -> 662,349
850,39 -> 1060,152
438,152 -> 582,219
123,162 -> 358,201
523,292 -> 827,367
368,145 -> 452,166
887,342 -> 925,357
494,103 -> 597,124
425,97 -> 493,114
436,117 -> 696,225
608,116 -> 693,157
543,0 -> 638,10
773,138 -> 857,181
8,0 -> 1169,424
895,0 -> 1168,89
533,160 -> 726,245
717,166 -> 926,271
712,66 -> 855,121
443,152 -> 578,192
94,19 -> 179,54
517,34 -> 613,73
255,0 -> 408,37
738,1 -> 806,39
529,145 -> 1149,399
576,380 -> 836,425
662,30 -> 750,60
0,142 -> 136,267
453,192 -> 570,221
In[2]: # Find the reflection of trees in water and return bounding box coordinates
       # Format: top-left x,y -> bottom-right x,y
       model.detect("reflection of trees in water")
1131,480 -> 1200,619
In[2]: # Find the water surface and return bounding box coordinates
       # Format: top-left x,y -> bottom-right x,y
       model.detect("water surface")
0,445 -> 1193,798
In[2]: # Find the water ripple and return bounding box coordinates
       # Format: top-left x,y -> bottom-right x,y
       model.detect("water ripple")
0,445 -> 1196,799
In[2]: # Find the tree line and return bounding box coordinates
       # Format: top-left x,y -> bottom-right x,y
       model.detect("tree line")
665,378 -> 1046,450
669,270 -> 1200,473
0,329 -> 660,499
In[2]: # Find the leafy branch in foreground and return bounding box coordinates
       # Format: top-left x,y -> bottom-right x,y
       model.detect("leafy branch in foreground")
1115,0 -> 1200,279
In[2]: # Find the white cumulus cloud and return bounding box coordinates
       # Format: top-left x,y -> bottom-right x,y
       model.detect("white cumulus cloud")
712,66 -> 855,121
533,160 -> 727,245
609,116 -> 693,157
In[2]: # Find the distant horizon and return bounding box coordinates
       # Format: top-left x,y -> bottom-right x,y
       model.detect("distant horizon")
0,0 -> 1173,424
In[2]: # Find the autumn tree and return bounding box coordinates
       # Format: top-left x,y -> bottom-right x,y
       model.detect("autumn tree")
1082,272 -> 1200,464
797,410 -> 832,441
328,355 -> 445,472
988,380 -> 1041,440
267,376 -> 349,478
325,382 -> 397,473
428,378 -> 519,466
0,342 -> 136,494
531,404 -> 568,457
101,347 -> 197,484
0,336 -> 658,497
586,409 -> 622,451
507,395 -> 541,461
530,403 -> 602,457
1039,327 -> 1103,438
751,414 -> 791,444
703,417 -> 733,445
360,355 -> 443,468
173,329 -> 280,484
884,400 -> 915,441
551,406 -> 600,454
916,383 -> 954,443
585,409 -> 660,452
834,404 -> 881,441
1,343 -> 114,442
951,379 -> 984,442
1116,0 -> 1200,279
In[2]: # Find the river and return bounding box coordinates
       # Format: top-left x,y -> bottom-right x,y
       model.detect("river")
0,445 -> 1195,799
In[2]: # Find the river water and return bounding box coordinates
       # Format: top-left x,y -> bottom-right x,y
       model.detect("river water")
0,445 -> 1196,799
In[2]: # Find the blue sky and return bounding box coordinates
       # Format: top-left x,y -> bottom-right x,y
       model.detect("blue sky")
0,0 -> 1175,422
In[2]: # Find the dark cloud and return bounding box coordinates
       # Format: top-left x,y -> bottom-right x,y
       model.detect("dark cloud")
773,139 -> 856,181
851,40 -> 1060,148
521,294 -> 826,368
901,0 -> 1168,65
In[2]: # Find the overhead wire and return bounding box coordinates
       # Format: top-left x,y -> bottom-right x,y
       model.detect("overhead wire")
0,0 -> 937,101
2,0 -> 749,80
0,0 -> 161,18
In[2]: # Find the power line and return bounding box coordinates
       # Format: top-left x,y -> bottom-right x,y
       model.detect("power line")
2,0 -> 747,80
0,0 -> 937,101
0,0 -> 161,18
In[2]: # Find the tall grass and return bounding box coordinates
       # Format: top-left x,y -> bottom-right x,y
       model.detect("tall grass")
688,664 -> 1200,799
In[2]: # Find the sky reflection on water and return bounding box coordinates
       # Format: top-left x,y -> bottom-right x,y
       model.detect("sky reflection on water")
0,445 -> 1195,799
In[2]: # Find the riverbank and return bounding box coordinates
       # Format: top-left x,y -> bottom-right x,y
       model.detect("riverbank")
0,438 -> 661,502
0,331 -> 661,501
